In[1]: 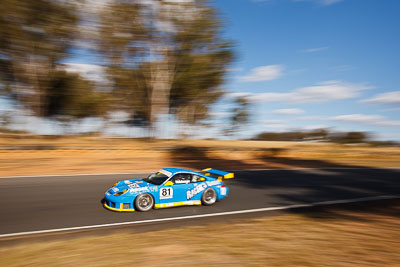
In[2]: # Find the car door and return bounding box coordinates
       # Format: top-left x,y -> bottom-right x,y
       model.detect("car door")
159,173 -> 193,204
186,174 -> 208,201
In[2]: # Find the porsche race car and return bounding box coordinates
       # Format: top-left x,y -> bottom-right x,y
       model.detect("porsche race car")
104,167 -> 234,212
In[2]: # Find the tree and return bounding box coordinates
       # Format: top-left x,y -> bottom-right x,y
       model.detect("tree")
45,70 -> 109,119
226,96 -> 250,137
329,131 -> 369,144
0,0 -> 78,117
43,70 -> 110,134
98,0 -> 234,135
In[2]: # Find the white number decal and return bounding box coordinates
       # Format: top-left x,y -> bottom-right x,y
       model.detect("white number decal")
160,187 -> 173,199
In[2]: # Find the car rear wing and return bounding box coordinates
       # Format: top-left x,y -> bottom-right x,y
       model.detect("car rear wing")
201,168 -> 234,181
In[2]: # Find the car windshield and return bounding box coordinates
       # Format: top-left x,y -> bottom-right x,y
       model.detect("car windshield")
143,172 -> 170,185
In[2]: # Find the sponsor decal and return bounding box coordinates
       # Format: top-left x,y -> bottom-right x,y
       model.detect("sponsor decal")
129,186 -> 158,194
106,192 -> 110,196
187,183 -> 207,199
175,179 -> 189,184
112,187 -> 119,192
149,186 -> 158,192
128,183 -> 139,188
206,180 -> 221,186
129,187 -> 148,193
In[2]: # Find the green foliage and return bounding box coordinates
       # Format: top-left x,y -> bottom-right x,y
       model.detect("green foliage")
255,131 -> 325,142
0,0 -> 79,116
104,65 -> 150,124
98,0 -> 234,128
226,96 -> 250,136
45,70 -> 109,119
0,0 -> 234,136
254,129 -> 371,144
330,131 -> 369,144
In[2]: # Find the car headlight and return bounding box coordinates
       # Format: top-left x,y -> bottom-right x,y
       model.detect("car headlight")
114,189 -> 128,196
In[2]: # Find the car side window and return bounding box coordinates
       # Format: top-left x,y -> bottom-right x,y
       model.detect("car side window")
171,173 -> 191,184
191,174 -> 203,183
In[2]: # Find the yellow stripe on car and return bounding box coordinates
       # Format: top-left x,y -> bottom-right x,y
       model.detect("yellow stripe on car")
105,201 -> 202,211
104,202 -> 136,212
155,201 -> 201,209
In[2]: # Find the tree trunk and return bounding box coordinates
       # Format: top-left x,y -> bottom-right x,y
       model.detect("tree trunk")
147,59 -> 175,137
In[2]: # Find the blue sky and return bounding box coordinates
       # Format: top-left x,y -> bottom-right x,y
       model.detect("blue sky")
211,0 -> 400,140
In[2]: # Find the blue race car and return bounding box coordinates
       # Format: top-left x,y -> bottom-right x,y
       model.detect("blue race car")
104,167 -> 234,212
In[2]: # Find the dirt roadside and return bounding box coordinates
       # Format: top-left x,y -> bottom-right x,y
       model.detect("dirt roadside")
1,200 -> 399,266
0,134 -> 399,176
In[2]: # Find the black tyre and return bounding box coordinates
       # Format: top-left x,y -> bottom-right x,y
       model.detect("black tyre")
134,193 -> 154,212
201,188 -> 217,206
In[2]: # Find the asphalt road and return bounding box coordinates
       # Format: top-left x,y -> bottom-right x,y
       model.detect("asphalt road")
0,168 -> 399,237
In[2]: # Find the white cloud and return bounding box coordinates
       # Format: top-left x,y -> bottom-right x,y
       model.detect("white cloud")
238,65 -> 284,82
332,114 -> 400,127
293,0 -> 343,6
271,108 -> 305,115
362,91 -> 400,105
260,119 -> 285,124
298,115 -> 326,121
299,46 -> 329,53
298,113 -> 400,127
248,81 -> 370,104
381,107 -> 400,112
302,125 -> 329,130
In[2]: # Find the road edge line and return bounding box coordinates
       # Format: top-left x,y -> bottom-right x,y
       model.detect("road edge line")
0,194 -> 398,239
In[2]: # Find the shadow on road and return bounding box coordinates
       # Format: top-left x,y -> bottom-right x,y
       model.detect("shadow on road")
169,146 -> 400,220
289,198 -> 400,222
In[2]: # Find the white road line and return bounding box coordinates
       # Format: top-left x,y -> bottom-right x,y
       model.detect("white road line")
0,195 -> 398,239
0,167 -> 398,179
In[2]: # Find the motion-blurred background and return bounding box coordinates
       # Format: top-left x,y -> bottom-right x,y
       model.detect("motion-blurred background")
1,0 -> 399,176
0,2 -> 400,265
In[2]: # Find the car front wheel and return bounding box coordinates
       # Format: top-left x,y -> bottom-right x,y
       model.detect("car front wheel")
201,188 -> 217,206
134,193 -> 154,212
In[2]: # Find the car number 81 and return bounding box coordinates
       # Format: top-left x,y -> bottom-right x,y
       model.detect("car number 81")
160,187 -> 173,199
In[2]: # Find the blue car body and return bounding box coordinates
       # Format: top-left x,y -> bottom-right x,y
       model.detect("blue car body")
104,167 -> 234,212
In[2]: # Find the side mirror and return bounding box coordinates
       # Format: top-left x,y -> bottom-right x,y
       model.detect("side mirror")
164,181 -> 173,186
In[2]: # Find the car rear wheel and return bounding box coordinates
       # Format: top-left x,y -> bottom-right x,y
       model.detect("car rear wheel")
134,193 -> 154,212
201,188 -> 217,206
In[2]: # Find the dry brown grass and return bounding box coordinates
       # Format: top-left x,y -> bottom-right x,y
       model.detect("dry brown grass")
0,134 -> 399,176
1,202 -> 399,266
